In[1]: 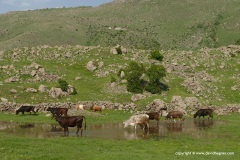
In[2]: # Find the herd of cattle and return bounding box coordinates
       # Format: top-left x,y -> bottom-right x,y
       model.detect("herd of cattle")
15,105 -> 214,136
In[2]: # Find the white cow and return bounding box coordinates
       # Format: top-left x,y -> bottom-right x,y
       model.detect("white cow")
123,114 -> 149,131
75,104 -> 84,110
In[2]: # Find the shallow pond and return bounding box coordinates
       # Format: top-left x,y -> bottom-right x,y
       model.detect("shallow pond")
0,119 -> 223,140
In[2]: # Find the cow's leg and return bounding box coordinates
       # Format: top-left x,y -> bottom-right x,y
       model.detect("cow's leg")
134,124 -> 137,131
63,127 -> 68,136
146,122 -> 149,131
66,127 -> 69,136
76,125 -> 80,135
80,127 -> 83,136
22,111 -> 24,116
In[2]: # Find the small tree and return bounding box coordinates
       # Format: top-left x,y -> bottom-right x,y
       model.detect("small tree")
145,64 -> 166,94
124,61 -> 145,93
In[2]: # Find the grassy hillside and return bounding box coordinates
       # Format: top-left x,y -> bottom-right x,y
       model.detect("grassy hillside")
0,0 -> 239,107
0,45 -> 239,107
0,0 -> 240,50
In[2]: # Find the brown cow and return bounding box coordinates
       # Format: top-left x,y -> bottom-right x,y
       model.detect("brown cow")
146,112 -> 160,125
165,111 -> 184,122
54,114 -> 86,136
92,105 -> 102,112
47,107 -> 68,119
194,109 -> 213,119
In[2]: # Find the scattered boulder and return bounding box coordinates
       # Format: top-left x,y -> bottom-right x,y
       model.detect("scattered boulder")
0,97 -> 8,102
131,94 -> 146,102
38,85 -> 48,93
49,87 -> 66,98
86,61 -> 97,71
25,88 -> 37,93
10,89 -> 17,94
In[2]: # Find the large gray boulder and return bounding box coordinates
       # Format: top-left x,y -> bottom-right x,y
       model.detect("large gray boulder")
49,87 -> 66,98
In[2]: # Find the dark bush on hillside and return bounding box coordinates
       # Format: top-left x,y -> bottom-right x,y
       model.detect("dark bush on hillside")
146,64 -> 166,81
120,61 -> 168,94
145,81 -> 162,94
235,39 -> 240,45
124,61 -> 145,93
57,79 -> 69,92
145,64 -> 166,94
110,76 -> 117,83
150,50 -> 163,61
71,87 -> 78,95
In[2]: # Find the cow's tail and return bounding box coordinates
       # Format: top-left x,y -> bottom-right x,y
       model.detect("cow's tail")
83,116 -> 87,130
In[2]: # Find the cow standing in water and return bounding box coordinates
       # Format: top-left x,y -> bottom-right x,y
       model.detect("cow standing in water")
54,114 -> 86,136
146,112 -> 160,125
123,114 -> 150,131
165,111 -> 184,122
194,109 -> 214,119
16,106 -> 37,115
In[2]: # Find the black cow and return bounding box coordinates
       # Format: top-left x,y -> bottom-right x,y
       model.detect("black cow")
194,109 -> 214,119
16,106 -> 36,115
54,114 -> 86,136
46,107 -> 68,119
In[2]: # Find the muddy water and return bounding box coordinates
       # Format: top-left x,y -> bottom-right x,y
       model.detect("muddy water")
0,119 -> 223,140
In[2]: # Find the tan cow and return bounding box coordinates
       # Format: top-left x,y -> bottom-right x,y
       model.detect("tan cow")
92,105 -> 102,112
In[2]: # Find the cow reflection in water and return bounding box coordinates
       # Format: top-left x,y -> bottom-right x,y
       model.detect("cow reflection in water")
165,122 -> 183,133
124,125 -> 162,139
50,124 -> 63,132
194,119 -> 213,129
19,123 -> 35,128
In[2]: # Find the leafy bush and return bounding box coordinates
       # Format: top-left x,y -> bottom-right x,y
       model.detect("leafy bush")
145,81 -> 162,94
122,62 -> 167,94
110,76 -> 117,83
145,64 -> 166,94
235,39 -> 240,45
146,64 -> 166,82
124,61 -> 145,93
150,50 -> 163,61
57,79 -> 69,92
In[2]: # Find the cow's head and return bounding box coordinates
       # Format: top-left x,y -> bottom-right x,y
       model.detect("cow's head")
123,121 -> 129,128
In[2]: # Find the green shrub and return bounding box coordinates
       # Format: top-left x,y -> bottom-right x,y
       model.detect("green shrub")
146,64 -> 166,81
145,81 -> 162,94
71,87 -> 78,95
57,79 -> 69,92
124,61 -> 145,93
145,64 -> 166,94
235,39 -> 240,45
150,50 -> 163,61
110,76 -> 117,83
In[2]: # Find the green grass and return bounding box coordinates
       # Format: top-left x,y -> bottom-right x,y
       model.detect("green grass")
0,0 -> 240,50
0,111 -> 239,160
